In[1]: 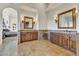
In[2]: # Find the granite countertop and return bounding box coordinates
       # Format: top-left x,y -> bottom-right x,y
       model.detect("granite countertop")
20,29 -> 38,32
49,30 -> 77,34
20,29 -> 48,32
19,30 -> 77,34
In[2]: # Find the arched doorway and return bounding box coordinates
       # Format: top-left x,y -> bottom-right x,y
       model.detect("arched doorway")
1,8 -> 18,55
2,8 -> 18,40
2,8 -> 18,31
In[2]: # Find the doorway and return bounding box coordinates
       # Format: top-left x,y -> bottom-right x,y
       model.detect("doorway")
1,8 -> 18,55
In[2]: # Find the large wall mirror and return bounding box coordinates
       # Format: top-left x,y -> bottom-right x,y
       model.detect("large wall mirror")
23,16 -> 33,29
58,8 -> 76,29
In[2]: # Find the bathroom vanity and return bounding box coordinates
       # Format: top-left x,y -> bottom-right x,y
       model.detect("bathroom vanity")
19,29 -> 77,54
20,30 -> 38,43
50,31 -> 77,54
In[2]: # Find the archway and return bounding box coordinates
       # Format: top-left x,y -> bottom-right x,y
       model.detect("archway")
2,8 -> 18,31
2,8 -> 18,42
0,7 -> 19,55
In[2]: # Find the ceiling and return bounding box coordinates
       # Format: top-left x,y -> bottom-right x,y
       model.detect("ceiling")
20,3 -> 63,12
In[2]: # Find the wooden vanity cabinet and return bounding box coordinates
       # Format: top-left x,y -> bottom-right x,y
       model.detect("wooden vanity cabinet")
50,32 -> 76,53
20,31 -> 38,43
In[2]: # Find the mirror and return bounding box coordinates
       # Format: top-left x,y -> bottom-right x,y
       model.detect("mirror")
23,16 -> 33,29
58,8 -> 76,29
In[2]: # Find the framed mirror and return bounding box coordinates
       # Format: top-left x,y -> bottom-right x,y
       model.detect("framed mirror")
58,8 -> 76,29
23,16 -> 33,29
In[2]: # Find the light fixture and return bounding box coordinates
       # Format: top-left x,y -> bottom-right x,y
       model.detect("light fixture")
55,19 -> 58,23
22,20 -> 25,23
21,16 -> 24,23
76,9 -> 78,13
54,16 -> 58,23
33,19 -> 36,24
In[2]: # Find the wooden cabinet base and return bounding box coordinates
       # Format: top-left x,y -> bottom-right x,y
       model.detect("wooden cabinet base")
20,31 -> 38,43
50,32 -> 76,54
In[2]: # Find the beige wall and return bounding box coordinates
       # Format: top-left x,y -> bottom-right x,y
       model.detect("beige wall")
37,4 -> 48,30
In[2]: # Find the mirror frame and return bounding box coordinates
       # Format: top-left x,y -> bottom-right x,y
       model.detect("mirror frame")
24,16 -> 33,29
58,8 -> 76,29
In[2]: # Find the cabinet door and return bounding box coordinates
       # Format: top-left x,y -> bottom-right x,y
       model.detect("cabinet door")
31,32 -> 35,40
53,33 -> 57,44
30,32 -> 33,40
27,32 -> 32,41
59,33 -> 64,47
28,32 -> 38,40
50,33 -> 55,43
50,33 -> 59,45
69,34 -> 76,53
62,34 -> 69,49
55,33 -> 60,45
33,32 -> 38,40
20,32 -> 26,43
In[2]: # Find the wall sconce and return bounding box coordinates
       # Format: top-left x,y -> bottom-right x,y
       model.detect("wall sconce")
22,20 -> 25,23
75,8 -> 78,13
75,9 -> 78,16
21,16 -> 25,23
55,19 -> 58,23
54,16 -> 58,23
33,19 -> 36,24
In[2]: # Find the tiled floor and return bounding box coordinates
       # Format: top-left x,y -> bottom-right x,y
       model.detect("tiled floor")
0,37 -> 75,56
0,37 -> 18,56
18,40 -> 75,56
